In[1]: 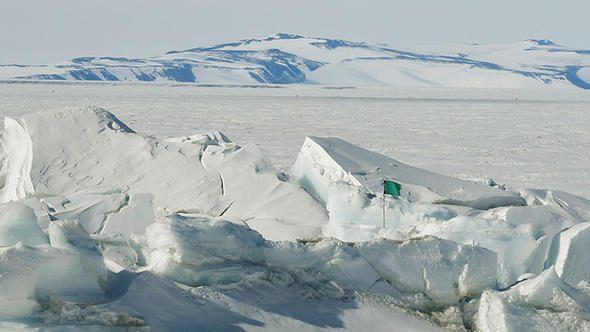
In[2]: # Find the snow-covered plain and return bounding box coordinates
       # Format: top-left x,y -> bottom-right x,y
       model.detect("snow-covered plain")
0,82 -> 589,331
1,83 -> 589,198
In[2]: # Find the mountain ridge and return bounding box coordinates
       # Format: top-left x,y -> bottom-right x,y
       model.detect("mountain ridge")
1,33 -> 589,89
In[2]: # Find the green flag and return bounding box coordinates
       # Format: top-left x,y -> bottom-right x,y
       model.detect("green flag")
383,180 -> 401,197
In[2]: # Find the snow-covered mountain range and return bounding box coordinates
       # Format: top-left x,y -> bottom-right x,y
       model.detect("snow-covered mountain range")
1,33 -> 590,89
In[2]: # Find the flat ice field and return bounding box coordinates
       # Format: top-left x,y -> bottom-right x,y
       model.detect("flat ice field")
0,82 -> 590,331
1,83 -> 589,198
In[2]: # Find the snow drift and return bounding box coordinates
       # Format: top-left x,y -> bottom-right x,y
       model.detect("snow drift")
291,136 -> 525,209
0,107 -> 589,330
11,106 -> 327,241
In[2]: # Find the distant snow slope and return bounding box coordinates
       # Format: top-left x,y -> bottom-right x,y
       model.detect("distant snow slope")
1,34 -> 590,89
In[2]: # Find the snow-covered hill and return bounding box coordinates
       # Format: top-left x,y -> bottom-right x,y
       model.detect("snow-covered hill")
1,33 -> 590,89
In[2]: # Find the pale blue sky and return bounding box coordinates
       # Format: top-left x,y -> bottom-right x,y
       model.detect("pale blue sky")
1,0 -> 588,63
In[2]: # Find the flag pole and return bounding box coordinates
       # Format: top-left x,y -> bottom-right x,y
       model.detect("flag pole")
382,179 -> 386,229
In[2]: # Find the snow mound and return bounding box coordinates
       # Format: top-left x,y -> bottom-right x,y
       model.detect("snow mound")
356,236 -> 497,305
0,220 -> 109,318
550,222 -> 590,285
146,214 -> 496,308
324,182 -> 457,242
0,117 -> 33,203
477,267 -> 590,331
292,136 -> 525,209
0,202 -> 47,247
145,215 -> 266,286
292,136 -> 590,288
0,107 -> 589,329
4,106 -> 327,241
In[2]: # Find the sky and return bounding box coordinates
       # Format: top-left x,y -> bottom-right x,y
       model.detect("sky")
1,0 -> 588,64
